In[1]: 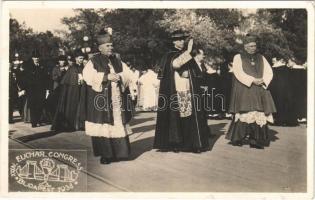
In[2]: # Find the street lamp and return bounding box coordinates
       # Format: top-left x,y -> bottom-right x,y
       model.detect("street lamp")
81,36 -> 91,55
83,36 -> 89,42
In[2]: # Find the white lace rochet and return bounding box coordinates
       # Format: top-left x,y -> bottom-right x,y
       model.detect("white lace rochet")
235,111 -> 274,127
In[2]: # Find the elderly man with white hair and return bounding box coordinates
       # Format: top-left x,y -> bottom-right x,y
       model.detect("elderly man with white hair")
81,28 -> 134,164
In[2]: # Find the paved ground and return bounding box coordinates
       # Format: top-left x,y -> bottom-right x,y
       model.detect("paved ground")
8,112 -> 307,192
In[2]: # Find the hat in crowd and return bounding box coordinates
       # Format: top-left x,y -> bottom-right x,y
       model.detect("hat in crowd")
58,55 -> 67,61
31,49 -> 41,58
74,49 -> 85,57
243,34 -> 257,45
171,30 -> 189,41
97,28 -> 113,45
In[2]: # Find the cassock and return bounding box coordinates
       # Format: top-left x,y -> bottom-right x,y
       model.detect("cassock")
46,64 -> 68,121
154,48 -> 211,152
81,53 -> 134,160
51,63 -> 84,131
269,62 -> 298,126
289,65 -> 307,121
226,53 -> 276,147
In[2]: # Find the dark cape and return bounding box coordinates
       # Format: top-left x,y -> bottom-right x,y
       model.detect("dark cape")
51,63 -> 84,131
154,49 -> 211,152
269,65 -> 298,126
46,65 -> 68,121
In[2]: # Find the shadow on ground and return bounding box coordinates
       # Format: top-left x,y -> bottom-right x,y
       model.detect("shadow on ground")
268,128 -> 279,143
131,124 -> 156,135
130,137 -> 154,160
208,122 -> 227,150
129,122 -> 229,159
13,130 -> 65,143
129,117 -> 155,126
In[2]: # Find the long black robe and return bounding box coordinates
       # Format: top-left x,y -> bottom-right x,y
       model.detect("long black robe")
154,49 -> 211,152
269,65 -> 298,126
51,63 -> 84,131
289,68 -> 307,120
46,65 -> 68,121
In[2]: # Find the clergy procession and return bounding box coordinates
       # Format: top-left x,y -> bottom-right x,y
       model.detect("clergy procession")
9,28 -> 307,162
8,8 -> 308,192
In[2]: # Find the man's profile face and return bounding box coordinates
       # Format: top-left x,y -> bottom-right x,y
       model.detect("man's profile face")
195,50 -> 205,62
244,42 -> 257,55
99,43 -> 114,56
173,39 -> 185,50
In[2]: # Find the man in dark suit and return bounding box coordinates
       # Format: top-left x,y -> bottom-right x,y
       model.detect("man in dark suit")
22,49 -> 50,127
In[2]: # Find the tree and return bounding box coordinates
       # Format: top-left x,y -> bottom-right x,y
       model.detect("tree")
60,9 -> 107,53
10,18 -> 62,70
59,8 -> 306,68
260,9 -> 307,63
101,9 -> 170,68
239,10 -> 293,62
158,9 -> 241,65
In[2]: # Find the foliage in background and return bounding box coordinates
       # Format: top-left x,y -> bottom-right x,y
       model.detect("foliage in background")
259,9 -> 307,63
240,10 -> 293,62
10,8 -> 307,70
10,18 -> 61,63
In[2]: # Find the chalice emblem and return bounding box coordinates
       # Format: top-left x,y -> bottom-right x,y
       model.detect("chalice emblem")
39,158 -> 55,189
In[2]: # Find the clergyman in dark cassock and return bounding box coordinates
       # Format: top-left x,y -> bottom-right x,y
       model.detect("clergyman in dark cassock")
154,30 -> 212,153
269,57 -> 298,126
225,35 -> 276,149
287,58 -> 307,122
46,55 -> 68,120
22,49 -> 50,127
81,29 -> 134,164
51,51 -> 85,131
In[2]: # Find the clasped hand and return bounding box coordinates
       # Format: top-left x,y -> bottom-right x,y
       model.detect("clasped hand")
253,78 -> 264,86
108,73 -> 120,82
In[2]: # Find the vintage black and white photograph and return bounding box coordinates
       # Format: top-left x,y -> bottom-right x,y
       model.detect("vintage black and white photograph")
1,1 -> 314,199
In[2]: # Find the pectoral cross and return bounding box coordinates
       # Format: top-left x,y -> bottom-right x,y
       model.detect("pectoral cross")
250,58 -> 255,66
